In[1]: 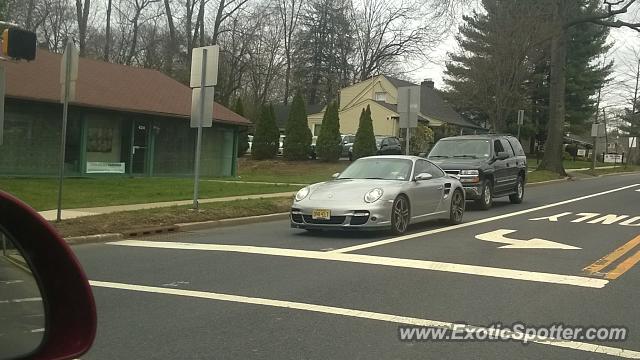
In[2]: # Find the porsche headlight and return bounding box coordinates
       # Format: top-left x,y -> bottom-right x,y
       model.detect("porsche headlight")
364,188 -> 384,203
295,187 -> 310,202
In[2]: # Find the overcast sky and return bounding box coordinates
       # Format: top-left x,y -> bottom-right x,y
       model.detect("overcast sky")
411,3 -> 640,111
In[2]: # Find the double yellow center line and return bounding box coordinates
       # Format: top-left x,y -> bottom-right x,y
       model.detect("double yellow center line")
583,234 -> 640,280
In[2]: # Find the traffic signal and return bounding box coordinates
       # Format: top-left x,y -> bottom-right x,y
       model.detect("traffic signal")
2,28 -> 37,61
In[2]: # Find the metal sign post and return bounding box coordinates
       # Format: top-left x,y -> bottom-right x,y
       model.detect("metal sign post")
56,41 -> 78,222
190,45 -> 219,209
192,48 -> 208,209
398,86 -> 420,155
517,110 -> 524,139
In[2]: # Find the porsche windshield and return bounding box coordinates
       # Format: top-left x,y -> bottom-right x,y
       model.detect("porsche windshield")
338,158 -> 413,181
429,139 -> 491,159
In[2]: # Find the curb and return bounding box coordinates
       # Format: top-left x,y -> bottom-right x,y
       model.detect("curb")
65,233 -> 123,245
176,212 -> 290,232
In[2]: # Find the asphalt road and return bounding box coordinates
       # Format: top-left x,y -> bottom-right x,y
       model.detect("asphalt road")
71,173 -> 640,359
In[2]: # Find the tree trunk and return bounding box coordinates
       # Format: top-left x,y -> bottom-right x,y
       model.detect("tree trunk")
104,0 -> 112,61
75,0 -> 91,56
163,0 -> 178,73
283,58 -> 291,105
538,25 -> 567,176
25,0 -> 35,31
198,0 -> 206,46
212,0 -> 226,44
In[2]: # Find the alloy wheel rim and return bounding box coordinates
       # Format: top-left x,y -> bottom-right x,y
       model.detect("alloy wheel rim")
452,191 -> 464,221
517,181 -> 523,198
393,198 -> 409,232
484,185 -> 491,204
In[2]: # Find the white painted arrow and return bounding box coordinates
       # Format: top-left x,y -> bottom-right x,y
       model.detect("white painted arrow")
475,229 -> 581,250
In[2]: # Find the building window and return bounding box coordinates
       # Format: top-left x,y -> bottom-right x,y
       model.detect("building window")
375,92 -> 387,102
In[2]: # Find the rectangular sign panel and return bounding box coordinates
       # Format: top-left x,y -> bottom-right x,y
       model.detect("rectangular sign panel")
517,110 -> 524,125
603,154 -> 623,163
397,86 -> 420,128
190,87 -> 214,128
86,162 -> 126,174
577,149 -> 586,156
630,137 -> 638,148
190,45 -> 220,88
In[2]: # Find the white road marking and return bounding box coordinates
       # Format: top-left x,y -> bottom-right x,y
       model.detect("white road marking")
330,184 -> 640,254
571,213 -> 600,223
109,240 -> 607,288
636,189 -> 640,192
89,280 -> 640,359
0,297 -> 42,304
475,229 -> 581,250
529,212 -> 573,222
30,328 -> 44,333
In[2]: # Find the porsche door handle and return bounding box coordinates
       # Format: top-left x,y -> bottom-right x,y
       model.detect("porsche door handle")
437,186 -> 444,190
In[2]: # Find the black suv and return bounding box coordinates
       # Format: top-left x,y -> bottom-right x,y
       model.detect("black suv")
376,136 -> 403,155
427,134 -> 527,209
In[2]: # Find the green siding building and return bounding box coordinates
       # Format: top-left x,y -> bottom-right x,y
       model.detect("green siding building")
1,49 -> 250,177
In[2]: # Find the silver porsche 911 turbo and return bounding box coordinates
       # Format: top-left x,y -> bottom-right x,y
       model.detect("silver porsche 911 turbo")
290,155 -> 465,234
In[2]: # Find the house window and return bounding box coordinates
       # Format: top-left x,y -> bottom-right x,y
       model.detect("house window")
375,92 -> 387,102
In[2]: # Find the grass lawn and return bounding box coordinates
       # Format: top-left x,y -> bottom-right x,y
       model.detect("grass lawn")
0,177 -> 299,211
53,197 -> 292,238
233,158 -> 349,184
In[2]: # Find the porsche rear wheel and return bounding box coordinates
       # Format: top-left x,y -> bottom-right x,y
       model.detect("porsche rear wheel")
391,195 -> 410,234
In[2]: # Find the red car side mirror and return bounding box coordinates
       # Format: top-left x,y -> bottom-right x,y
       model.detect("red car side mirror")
0,191 -> 96,360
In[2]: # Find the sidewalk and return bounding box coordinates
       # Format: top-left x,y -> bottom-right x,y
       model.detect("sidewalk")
38,191 -> 296,221
528,166 -> 617,173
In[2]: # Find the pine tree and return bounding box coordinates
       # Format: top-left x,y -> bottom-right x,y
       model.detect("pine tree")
352,105 -> 376,160
283,93 -> 313,160
252,104 -> 280,160
234,98 -> 250,157
316,101 -> 342,161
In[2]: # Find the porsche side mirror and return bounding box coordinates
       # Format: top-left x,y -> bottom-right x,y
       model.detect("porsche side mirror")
0,191 -> 96,360
414,173 -> 433,181
331,172 -> 340,178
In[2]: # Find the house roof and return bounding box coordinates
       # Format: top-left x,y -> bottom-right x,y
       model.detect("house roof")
384,76 -> 418,88
419,86 -> 484,130
3,49 -> 250,126
273,103 -> 325,129
378,75 -> 483,130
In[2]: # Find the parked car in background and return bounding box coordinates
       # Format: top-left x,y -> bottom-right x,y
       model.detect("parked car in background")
427,134 -> 527,210
341,134 -> 356,160
376,136 -> 403,155
291,156 -> 465,234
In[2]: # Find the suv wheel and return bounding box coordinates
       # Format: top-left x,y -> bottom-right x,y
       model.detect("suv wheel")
475,180 -> 493,210
509,176 -> 525,204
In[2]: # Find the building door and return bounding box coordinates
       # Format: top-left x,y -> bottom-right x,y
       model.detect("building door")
132,122 -> 148,174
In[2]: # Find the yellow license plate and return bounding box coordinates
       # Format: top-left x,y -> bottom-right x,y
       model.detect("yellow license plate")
312,209 -> 331,220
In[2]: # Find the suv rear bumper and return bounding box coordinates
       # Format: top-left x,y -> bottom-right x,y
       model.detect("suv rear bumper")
462,184 -> 483,200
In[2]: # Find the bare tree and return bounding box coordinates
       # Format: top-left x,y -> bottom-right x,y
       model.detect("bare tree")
351,0 -> 451,80
75,0 -> 91,55
210,0 -> 250,44
124,0 -> 160,65
277,0 -> 303,104
538,0 -> 640,175
104,0 -> 112,60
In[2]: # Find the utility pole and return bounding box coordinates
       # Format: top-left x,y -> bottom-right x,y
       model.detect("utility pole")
591,75 -> 603,171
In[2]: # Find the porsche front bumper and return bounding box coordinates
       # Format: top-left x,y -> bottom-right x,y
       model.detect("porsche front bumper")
290,199 -> 394,230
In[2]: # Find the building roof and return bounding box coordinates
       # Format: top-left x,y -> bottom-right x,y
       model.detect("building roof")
380,75 -> 484,130
419,86 -> 484,130
384,76 -> 418,88
273,103 -> 325,129
3,49 -> 250,126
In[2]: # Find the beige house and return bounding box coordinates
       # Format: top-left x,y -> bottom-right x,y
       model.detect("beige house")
308,74 -> 484,137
